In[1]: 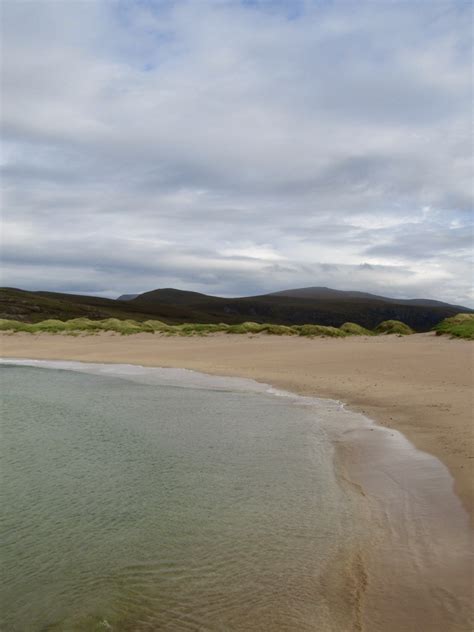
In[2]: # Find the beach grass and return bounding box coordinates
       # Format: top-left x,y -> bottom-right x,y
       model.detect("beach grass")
433,314 -> 474,340
0,316 -> 439,338
340,322 -> 374,336
294,324 -> 347,337
374,320 -> 414,335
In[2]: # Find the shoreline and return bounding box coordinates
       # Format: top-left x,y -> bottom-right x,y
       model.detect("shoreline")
1,331 -> 472,516
1,336 -> 473,630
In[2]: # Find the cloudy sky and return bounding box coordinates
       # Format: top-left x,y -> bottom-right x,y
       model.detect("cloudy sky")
1,0 -> 472,305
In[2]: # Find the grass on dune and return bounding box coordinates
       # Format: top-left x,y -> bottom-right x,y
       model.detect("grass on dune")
225,322 -> 297,335
340,322 -> 374,336
175,323 -> 228,335
295,324 -> 347,338
0,317 -> 430,338
0,319 -> 31,332
0,318 -> 146,335
434,313 -> 474,340
374,320 -> 414,335
0,318 -> 346,337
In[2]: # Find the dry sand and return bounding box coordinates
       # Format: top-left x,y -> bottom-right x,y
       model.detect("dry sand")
1,331 -> 473,631
1,331 -> 472,514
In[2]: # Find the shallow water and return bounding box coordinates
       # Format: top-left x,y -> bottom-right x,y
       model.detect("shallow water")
0,363 -> 358,631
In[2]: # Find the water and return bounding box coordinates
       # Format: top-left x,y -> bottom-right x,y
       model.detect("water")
0,363 -> 358,631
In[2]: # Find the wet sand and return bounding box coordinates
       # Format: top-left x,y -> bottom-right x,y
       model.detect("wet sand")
1,331 -> 473,630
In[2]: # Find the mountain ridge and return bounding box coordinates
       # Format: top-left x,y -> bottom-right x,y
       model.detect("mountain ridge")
125,286 -> 470,331
263,286 -> 468,310
0,285 -> 470,331
125,285 -> 469,311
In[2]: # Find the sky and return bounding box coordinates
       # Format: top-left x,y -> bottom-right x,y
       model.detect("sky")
1,0 -> 473,305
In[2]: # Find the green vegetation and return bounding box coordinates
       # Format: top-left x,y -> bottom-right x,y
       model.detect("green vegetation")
0,319 -> 30,332
340,322 -> 374,336
294,324 -> 346,337
0,316 -> 423,338
175,323 -> 227,335
0,318 -> 149,335
0,317 -> 328,336
226,322 -> 296,335
434,313 -> 474,340
374,320 -> 414,335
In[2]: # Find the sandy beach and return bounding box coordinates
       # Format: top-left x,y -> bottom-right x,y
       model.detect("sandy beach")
1,331 -> 472,515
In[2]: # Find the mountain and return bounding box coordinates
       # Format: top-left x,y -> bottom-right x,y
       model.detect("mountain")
0,288 -> 205,323
125,286 -> 470,331
0,286 -> 470,331
267,287 -> 383,301
131,288 -> 223,305
117,293 -> 139,301
266,286 -> 468,310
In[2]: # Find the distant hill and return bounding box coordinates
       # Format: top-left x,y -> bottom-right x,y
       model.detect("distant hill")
0,285 -> 470,331
268,286 -> 467,310
268,287 -> 384,301
117,293 -> 139,301
133,288 -> 223,305
0,288 -> 205,324
125,286 -> 470,331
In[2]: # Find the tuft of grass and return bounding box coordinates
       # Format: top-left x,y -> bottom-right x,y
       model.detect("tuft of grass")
143,319 -> 173,333
224,322 -> 297,335
226,322 -> 265,334
261,324 -> 297,336
174,323 -> 225,336
433,313 -> 474,340
63,317 -> 101,332
340,322 -> 374,336
0,319 -> 30,332
374,320 -> 414,335
29,319 -> 68,333
295,324 -> 347,338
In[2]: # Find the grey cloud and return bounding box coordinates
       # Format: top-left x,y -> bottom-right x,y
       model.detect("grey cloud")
364,223 -> 473,260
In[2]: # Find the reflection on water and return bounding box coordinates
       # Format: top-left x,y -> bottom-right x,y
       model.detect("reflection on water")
0,365 -> 357,631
